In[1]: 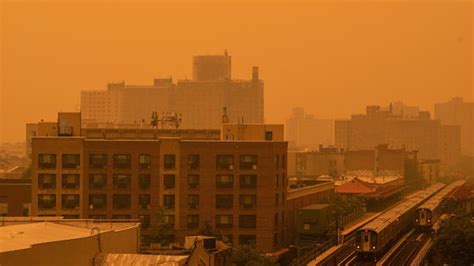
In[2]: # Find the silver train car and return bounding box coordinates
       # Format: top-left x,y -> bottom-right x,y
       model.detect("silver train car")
415,180 -> 465,231
355,183 -> 445,258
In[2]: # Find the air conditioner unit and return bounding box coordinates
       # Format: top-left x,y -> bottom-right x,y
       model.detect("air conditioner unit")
229,165 -> 234,170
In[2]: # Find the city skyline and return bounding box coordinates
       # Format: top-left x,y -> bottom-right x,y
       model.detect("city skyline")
1,0 -> 472,142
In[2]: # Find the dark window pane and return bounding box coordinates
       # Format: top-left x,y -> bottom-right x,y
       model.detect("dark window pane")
216,175 -> 233,189
62,154 -> 80,169
239,175 -> 257,189
139,194 -> 151,209
239,195 -> 257,209
113,214 -> 131,219
187,175 -> 199,189
216,195 -> 233,209
61,194 -> 80,210
164,154 -> 176,170
113,194 -> 131,209
239,155 -> 257,170
38,194 -> 56,210
187,215 -> 199,229
216,215 -> 233,229
139,154 -> 151,169
89,194 -> 107,210
113,154 -> 131,169
265,131 -> 273,141
239,235 -> 256,246
164,174 -> 175,189
216,155 -> 234,170
239,215 -> 257,229
62,174 -> 80,189
188,194 -> 199,209
139,174 -> 151,189
139,215 -> 151,229
164,195 -> 175,209
89,154 -> 107,169
89,174 -> 107,189
38,174 -> 56,189
39,154 -> 56,169
113,174 -> 131,189
188,154 -> 200,170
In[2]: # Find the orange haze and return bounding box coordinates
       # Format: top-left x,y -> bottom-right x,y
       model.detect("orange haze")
1,0 -> 472,142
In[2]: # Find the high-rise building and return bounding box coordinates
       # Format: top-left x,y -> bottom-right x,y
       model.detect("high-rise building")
81,52 -> 263,129
286,107 -> 334,150
30,113 -> 287,253
335,105 -> 461,166
435,97 -> 474,156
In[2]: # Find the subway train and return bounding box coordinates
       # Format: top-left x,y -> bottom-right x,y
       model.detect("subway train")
415,180 -> 465,231
355,183 -> 445,259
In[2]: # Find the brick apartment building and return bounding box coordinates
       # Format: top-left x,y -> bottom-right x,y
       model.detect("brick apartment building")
30,113 -> 287,252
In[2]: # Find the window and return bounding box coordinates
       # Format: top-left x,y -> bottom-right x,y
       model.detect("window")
89,154 -> 107,169
216,195 -> 233,209
240,155 -> 257,170
188,194 -> 199,209
38,174 -> 56,189
216,215 -> 233,229
62,154 -> 80,169
275,174 -> 279,189
275,155 -> 279,169
239,215 -> 257,229
89,174 -> 107,189
282,192 -> 286,206
139,174 -> 151,189
139,215 -> 151,229
281,213 -> 285,226
282,155 -> 286,169
265,131 -> 273,141
63,215 -> 80,219
164,174 -> 175,189
164,215 -> 175,226
39,154 -> 56,169
275,194 -> 279,208
61,194 -> 80,210
188,154 -> 200,170
239,195 -> 257,209
239,235 -> 256,246
164,154 -> 176,170
113,154 -> 131,169
187,215 -> 199,229
188,175 -> 199,189
164,195 -> 175,209
139,154 -> 151,169
274,213 -> 278,227
139,194 -> 151,209
38,194 -> 56,209
22,203 -> 29,216
113,174 -> 131,189
216,155 -> 234,170
239,175 -> 257,189
62,174 -> 80,189
89,194 -> 107,209
216,175 -> 233,189
113,194 -> 131,209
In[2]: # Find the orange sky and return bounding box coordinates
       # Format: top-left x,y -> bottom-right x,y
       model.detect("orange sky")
1,0 -> 472,142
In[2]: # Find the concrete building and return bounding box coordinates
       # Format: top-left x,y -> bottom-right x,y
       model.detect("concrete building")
418,160 -> 440,184
335,105 -> 461,166
435,97 -> 474,156
0,178 -> 31,216
287,147 -> 345,179
286,107 -> 334,150
0,219 -> 140,266
81,52 -> 263,129
30,113 -> 287,253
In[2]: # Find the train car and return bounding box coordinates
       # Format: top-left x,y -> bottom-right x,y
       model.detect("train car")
355,183 -> 445,259
415,180 -> 465,231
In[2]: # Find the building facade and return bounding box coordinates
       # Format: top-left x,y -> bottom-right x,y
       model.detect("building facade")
435,97 -> 474,156
81,53 -> 263,129
286,107 -> 334,150
30,113 -> 287,253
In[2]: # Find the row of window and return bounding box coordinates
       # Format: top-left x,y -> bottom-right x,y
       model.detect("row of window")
37,194 -> 260,211
185,214 -> 257,229
39,154 -> 266,171
37,174 -> 259,190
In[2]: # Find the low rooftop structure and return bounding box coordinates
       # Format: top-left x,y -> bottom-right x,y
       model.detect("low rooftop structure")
0,218 -> 140,266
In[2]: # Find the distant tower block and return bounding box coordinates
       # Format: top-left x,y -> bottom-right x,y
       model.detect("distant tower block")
192,51 -> 231,81
252,66 -> 259,82
222,107 -> 230,124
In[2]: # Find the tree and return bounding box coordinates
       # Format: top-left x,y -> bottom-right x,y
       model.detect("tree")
432,215 -> 474,265
197,220 -> 218,237
231,245 -> 277,266
144,206 -> 174,244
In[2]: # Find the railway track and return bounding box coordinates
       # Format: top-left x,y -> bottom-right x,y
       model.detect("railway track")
383,232 -> 428,266
317,245 -> 355,266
